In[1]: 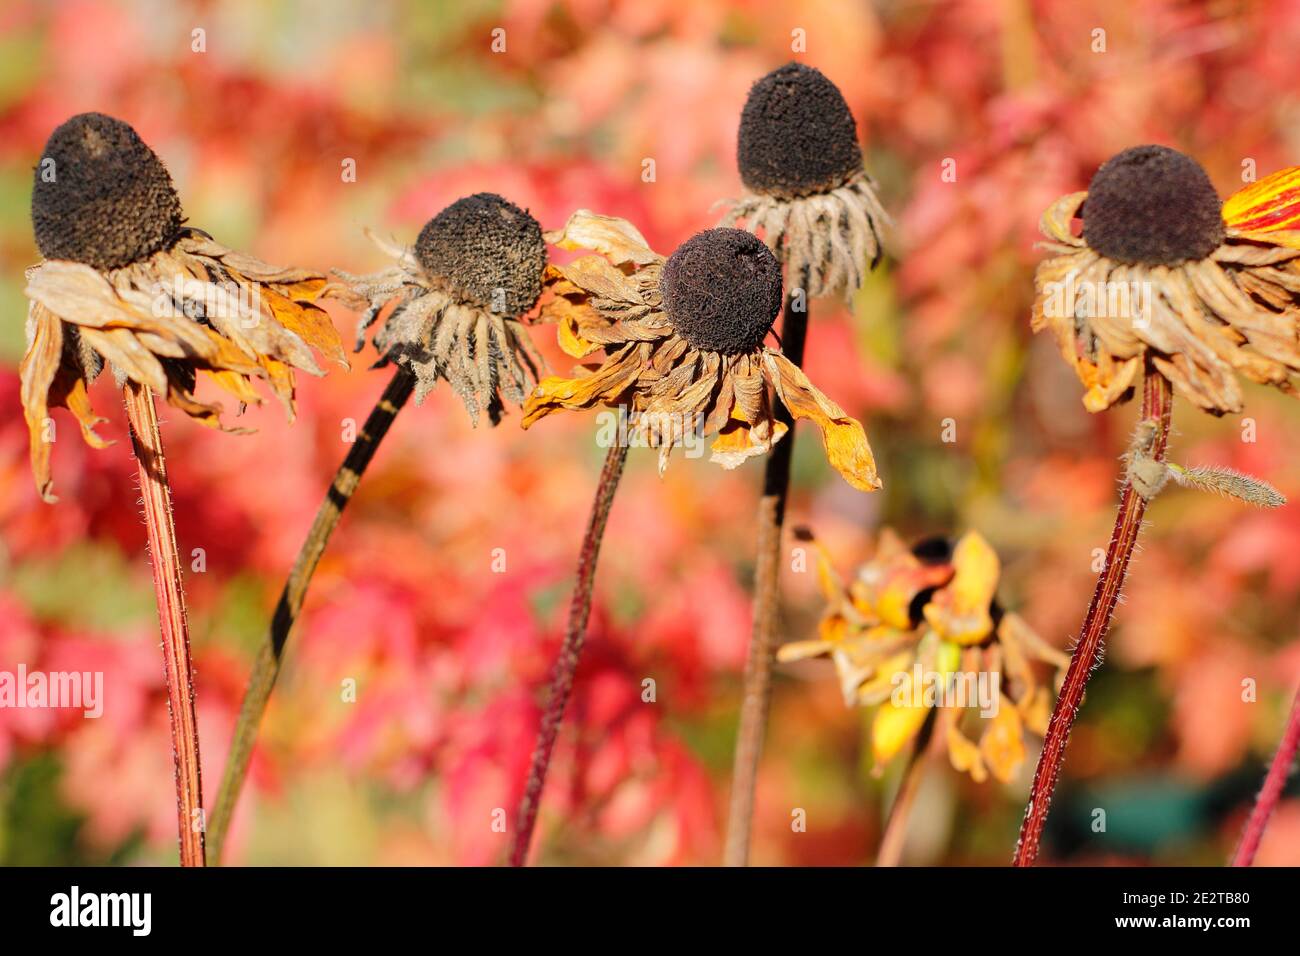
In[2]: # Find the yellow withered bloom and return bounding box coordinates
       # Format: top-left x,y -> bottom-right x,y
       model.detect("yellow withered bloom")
1032,145 -> 1300,415
778,529 -> 1068,784
20,112 -> 345,502
522,210 -> 880,491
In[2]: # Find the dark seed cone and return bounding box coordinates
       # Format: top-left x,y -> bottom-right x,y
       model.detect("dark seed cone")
415,192 -> 546,318
660,228 -> 783,355
31,112 -> 184,271
737,62 -> 863,200
1082,145 -> 1224,266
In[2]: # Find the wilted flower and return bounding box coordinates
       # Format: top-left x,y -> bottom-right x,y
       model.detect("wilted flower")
331,192 -> 547,424
721,62 -> 889,300
1032,145 -> 1300,415
209,193 -> 550,860
20,112 -> 345,502
523,210 -> 880,490
778,529 -> 1067,783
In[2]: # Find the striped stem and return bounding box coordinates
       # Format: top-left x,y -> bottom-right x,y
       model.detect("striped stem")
207,367 -> 414,862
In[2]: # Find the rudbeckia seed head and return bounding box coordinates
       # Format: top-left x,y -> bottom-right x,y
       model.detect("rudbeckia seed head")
415,192 -> 546,318
31,112 -> 183,271
1082,145 -> 1224,266
737,62 -> 862,200
660,228 -> 783,355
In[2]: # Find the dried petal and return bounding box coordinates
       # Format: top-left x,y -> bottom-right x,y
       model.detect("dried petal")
544,209 -> 661,267
764,351 -> 880,491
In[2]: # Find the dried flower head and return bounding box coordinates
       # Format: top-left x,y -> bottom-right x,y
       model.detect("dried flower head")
722,62 -> 888,301
659,228 -> 783,354
737,61 -> 863,201
331,192 -> 546,424
1032,145 -> 1300,415
32,112 -> 184,271
20,112 -> 346,502
414,192 -> 548,318
1082,146 -> 1224,266
778,529 -> 1068,783
523,210 -> 880,489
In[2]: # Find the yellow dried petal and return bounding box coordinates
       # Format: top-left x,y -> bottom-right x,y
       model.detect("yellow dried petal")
51,373 -> 110,450
849,643 -> 911,696
871,675 -> 930,764
557,254 -> 643,303
207,369 -> 264,405
875,578 -> 917,631
946,723 -> 988,783
520,347 -> 642,427
1017,685 -> 1052,738
924,531 -> 998,645
979,698 -> 1027,783
765,351 -> 880,492
544,209 -> 660,267
261,286 -> 348,369
19,305 -> 63,502
259,356 -> 297,420
776,638 -> 834,663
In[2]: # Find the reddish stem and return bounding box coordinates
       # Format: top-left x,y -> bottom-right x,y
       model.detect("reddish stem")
122,383 -> 206,867
1231,684 -> 1300,866
1013,369 -> 1173,867
510,442 -> 628,866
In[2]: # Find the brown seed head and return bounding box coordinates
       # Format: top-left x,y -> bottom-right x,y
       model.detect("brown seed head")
660,228 -> 783,355
415,193 -> 546,318
32,112 -> 184,271
1082,145 -> 1224,266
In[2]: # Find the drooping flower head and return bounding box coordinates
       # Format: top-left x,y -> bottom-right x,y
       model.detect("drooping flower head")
331,192 -> 547,424
778,529 -> 1067,783
1032,145 -> 1300,415
523,210 -> 880,490
32,111 -> 184,270
21,112 -> 346,502
722,62 -> 889,301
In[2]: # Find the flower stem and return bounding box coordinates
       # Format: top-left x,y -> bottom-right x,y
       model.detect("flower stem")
876,710 -> 936,867
724,274 -> 810,867
121,382 -> 206,868
510,442 -> 629,866
1013,368 -> 1173,866
207,366 -> 415,863
1231,683 -> 1300,866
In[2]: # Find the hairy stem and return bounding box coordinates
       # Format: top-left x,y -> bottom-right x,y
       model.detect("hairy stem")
1231,684 -> 1300,866
876,710 -> 936,867
1013,369 -> 1173,866
510,442 -> 629,866
724,274 -> 810,867
207,367 -> 415,863
122,382 -> 206,867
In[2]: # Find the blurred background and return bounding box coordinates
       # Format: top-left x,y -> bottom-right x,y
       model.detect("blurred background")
1,0 -> 1299,866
